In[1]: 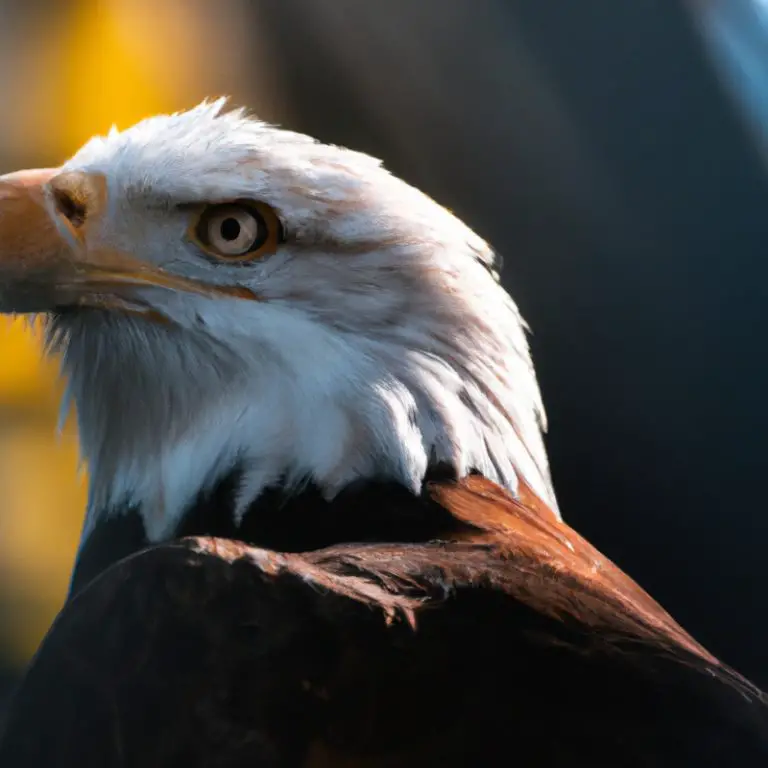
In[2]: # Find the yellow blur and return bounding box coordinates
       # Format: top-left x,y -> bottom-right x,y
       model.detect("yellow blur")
0,0 -> 263,663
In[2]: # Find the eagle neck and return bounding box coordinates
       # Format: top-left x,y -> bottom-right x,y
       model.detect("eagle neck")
69,464 -> 470,599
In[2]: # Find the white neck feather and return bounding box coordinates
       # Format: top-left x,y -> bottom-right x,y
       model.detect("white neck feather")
51,266 -> 558,545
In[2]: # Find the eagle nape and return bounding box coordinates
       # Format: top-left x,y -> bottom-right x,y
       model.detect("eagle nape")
0,100 -> 765,767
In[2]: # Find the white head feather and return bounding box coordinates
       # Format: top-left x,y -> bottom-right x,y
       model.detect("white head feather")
46,99 -> 558,544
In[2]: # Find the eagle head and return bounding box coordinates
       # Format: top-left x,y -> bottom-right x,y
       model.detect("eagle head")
0,100 -> 556,544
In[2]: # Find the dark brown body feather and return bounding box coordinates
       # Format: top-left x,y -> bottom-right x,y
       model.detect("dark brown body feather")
1,476 -> 766,766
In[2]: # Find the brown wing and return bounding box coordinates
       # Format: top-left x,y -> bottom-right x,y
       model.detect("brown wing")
1,478 -> 767,767
427,475 -> 717,662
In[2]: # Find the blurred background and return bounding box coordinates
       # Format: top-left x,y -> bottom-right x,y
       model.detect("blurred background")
1,0 -> 768,710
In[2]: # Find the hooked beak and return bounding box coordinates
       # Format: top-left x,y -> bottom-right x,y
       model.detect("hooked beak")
0,168 -> 254,316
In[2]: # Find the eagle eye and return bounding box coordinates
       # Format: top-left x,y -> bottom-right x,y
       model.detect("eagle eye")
191,201 -> 282,261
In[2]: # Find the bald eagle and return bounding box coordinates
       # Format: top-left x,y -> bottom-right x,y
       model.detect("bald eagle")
0,101 -> 765,767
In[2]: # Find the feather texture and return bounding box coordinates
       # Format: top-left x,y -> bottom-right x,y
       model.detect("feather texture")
2,476 -> 766,767
44,101 -> 556,548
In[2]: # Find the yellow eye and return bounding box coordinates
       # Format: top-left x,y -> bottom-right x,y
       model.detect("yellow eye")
191,201 -> 282,261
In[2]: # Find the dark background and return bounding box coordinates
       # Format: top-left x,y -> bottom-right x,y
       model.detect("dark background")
255,0 -> 768,687
0,0 -> 766,706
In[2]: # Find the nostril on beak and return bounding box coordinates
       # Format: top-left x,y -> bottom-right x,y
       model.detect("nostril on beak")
52,186 -> 87,228
50,177 -> 88,229
47,170 -> 107,234
41,171 -> 107,255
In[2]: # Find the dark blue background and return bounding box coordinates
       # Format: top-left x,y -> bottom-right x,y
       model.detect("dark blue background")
257,0 -> 768,687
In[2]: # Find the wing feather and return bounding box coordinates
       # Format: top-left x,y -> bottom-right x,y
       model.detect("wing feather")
1,479 -> 767,767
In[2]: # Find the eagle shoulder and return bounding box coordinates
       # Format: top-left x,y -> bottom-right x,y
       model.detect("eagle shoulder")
1,478 -> 767,767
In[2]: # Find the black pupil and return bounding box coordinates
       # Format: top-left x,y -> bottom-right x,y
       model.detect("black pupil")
220,217 -> 241,242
